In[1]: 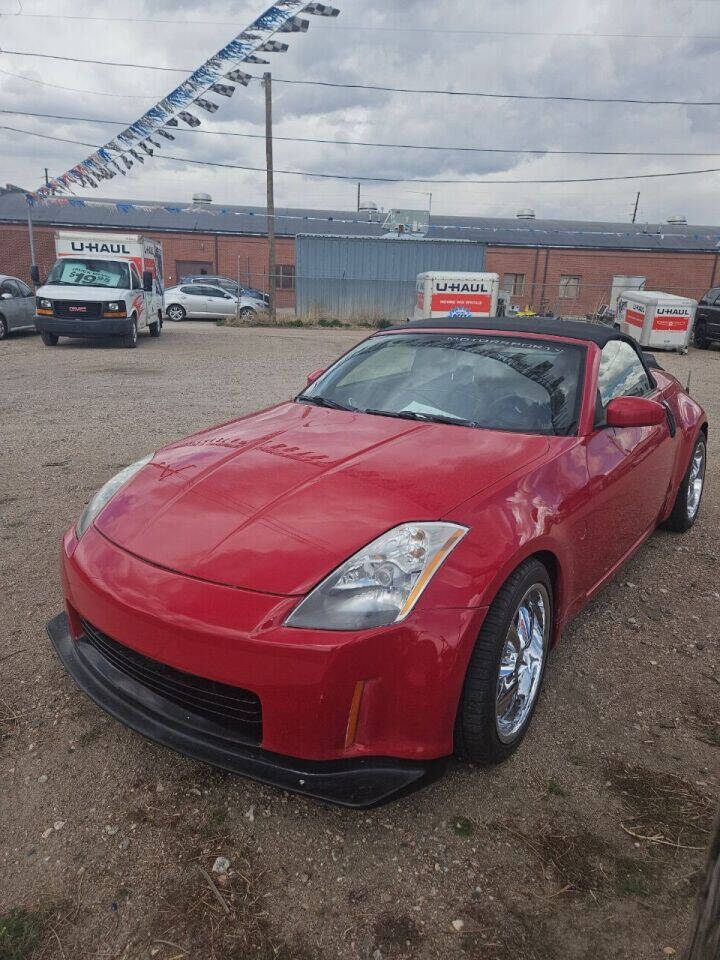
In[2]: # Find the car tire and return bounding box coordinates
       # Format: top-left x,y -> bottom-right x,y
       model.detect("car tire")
694,322 -> 710,350
662,434 -> 706,533
40,331 -> 59,346
0,316 -> 7,340
239,307 -> 256,320
149,316 -> 162,338
454,558 -> 552,766
166,305 -> 186,322
123,318 -> 138,349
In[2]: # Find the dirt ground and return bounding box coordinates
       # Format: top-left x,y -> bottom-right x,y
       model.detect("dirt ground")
1,321 -> 718,960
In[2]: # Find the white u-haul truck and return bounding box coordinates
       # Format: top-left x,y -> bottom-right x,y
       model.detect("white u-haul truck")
34,231 -> 164,348
414,271 -> 500,320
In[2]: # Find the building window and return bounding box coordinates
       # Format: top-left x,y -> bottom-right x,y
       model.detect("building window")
559,275 -> 581,299
502,273 -> 525,296
274,264 -> 296,290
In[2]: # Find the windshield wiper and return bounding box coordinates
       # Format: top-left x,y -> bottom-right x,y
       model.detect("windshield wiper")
297,396 -> 354,412
364,408 -> 471,427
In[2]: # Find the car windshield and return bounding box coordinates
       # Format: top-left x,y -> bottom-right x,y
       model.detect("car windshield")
46,258 -> 130,289
299,333 -> 585,436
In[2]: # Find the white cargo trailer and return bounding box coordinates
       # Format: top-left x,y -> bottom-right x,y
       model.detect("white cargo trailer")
616,290 -> 697,353
414,271 -> 500,320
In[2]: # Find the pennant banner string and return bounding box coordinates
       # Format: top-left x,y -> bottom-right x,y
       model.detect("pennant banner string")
30,2 -> 340,199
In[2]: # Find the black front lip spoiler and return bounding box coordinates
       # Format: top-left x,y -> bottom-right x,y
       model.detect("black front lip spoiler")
47,613 -> 446,808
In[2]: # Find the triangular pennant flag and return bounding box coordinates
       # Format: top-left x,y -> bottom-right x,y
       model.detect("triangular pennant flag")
211,83 -> 235,98
195,98 -> 219,114
121,155 -> 133,170
178,111 -> 201,128
157,129 -> 175,141
226,70 -> 251,86
139,142 -> 154,156
165,117 -> 179,128
129,149 -> 145,164
243,55 -> 270,64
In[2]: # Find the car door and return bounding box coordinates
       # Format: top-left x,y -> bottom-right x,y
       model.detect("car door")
203,285 -> 235,318
181,285 -> 206,317
0,279 -> 27,331
583,340 -> 675,581
14,279 -> 35,328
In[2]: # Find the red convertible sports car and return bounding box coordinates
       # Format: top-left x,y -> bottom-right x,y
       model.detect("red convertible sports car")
49,318 -> 707,806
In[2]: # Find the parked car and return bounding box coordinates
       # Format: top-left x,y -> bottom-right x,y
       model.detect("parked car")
164,283 -> 265,321
0,274 -> 36,339
48,318 -> 707,807
181,275 -> 270,306
693,287 -> 720,349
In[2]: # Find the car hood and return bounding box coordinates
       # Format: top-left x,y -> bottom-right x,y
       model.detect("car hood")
95,403 -> 550,595
38,283 -> 132,298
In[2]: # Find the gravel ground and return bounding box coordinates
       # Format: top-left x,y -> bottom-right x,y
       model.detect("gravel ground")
1,322 -> 718,960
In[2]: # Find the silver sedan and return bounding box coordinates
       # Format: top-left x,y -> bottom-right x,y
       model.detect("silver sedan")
0,274 -> 36,339
164,283 -> 265,322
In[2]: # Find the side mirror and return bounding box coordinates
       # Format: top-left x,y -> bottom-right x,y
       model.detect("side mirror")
606,396 -> 666,428
307,368 -> 325,385
30,264 -> 41,286
142,270 -> 153,293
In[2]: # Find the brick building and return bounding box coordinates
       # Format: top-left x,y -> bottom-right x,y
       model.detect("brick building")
1,188 -> 719,316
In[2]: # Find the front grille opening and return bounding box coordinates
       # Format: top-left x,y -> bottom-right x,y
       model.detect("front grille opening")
79,618 -> 262,744
54,301 -> 103,319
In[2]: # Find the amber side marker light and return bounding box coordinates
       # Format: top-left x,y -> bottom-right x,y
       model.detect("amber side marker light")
345,681 -> 366,749
36,308 -> 53,316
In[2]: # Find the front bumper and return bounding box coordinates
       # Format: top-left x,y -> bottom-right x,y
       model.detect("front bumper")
48,612 -> 442,807
55,526 -> 485,804
34,316 -> 132,338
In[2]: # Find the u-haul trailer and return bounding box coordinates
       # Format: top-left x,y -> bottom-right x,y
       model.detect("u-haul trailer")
414,272 -> 500,320
617,290 -> 697,353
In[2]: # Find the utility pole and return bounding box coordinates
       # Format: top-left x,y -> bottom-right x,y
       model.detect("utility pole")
357,182 -> 361,212
632,192 -> 640,224
27,201 -> 37,287
264,72 -> 276,324
44,168 -> 50,187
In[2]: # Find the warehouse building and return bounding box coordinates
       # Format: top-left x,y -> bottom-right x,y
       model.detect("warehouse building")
1,188 -> 719,319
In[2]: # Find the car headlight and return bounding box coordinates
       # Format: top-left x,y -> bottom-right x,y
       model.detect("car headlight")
103,301 -> 125,313
76,455 -> 154,540
37,297 -> 52,310
285,522 -> 468,631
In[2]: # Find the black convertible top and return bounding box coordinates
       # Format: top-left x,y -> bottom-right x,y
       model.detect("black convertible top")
388,316 -> 632,347
383,316 -> 662,380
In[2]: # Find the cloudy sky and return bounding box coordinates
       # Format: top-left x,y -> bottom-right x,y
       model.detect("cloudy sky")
3,0 -> 720,223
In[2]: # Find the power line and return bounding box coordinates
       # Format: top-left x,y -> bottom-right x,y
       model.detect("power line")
3,49 -> 720,106
5,108 -> 720,158
6,123 -> 720,186
0,65 -> 156,99
4,11 -> 720,40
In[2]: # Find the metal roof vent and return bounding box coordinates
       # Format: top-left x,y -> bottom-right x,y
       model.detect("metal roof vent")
192,192 -> 213,204
666,214 -> 687,224
516,208 -> 536,220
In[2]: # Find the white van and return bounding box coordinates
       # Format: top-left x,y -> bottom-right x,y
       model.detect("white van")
34,232 -> 164,348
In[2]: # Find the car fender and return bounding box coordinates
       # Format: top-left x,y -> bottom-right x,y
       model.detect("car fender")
660,386 -> 707,520
439,441 -> 586,648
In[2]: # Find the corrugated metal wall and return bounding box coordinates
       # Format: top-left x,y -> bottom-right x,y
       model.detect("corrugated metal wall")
296,234 -> 486,321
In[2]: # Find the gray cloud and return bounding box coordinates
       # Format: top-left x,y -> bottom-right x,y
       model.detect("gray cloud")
2,0 -> 720,222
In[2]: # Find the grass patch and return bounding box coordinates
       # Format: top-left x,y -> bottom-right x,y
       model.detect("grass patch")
452,816 -> 475,837
547,779 -> 567,797
0,908 -> 46,960
605,760 -> 714,848
613,856 -> 660,897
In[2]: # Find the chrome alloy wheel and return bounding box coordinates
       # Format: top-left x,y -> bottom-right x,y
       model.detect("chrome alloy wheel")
687,441 -> 706,519
495,584 -> 550,743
